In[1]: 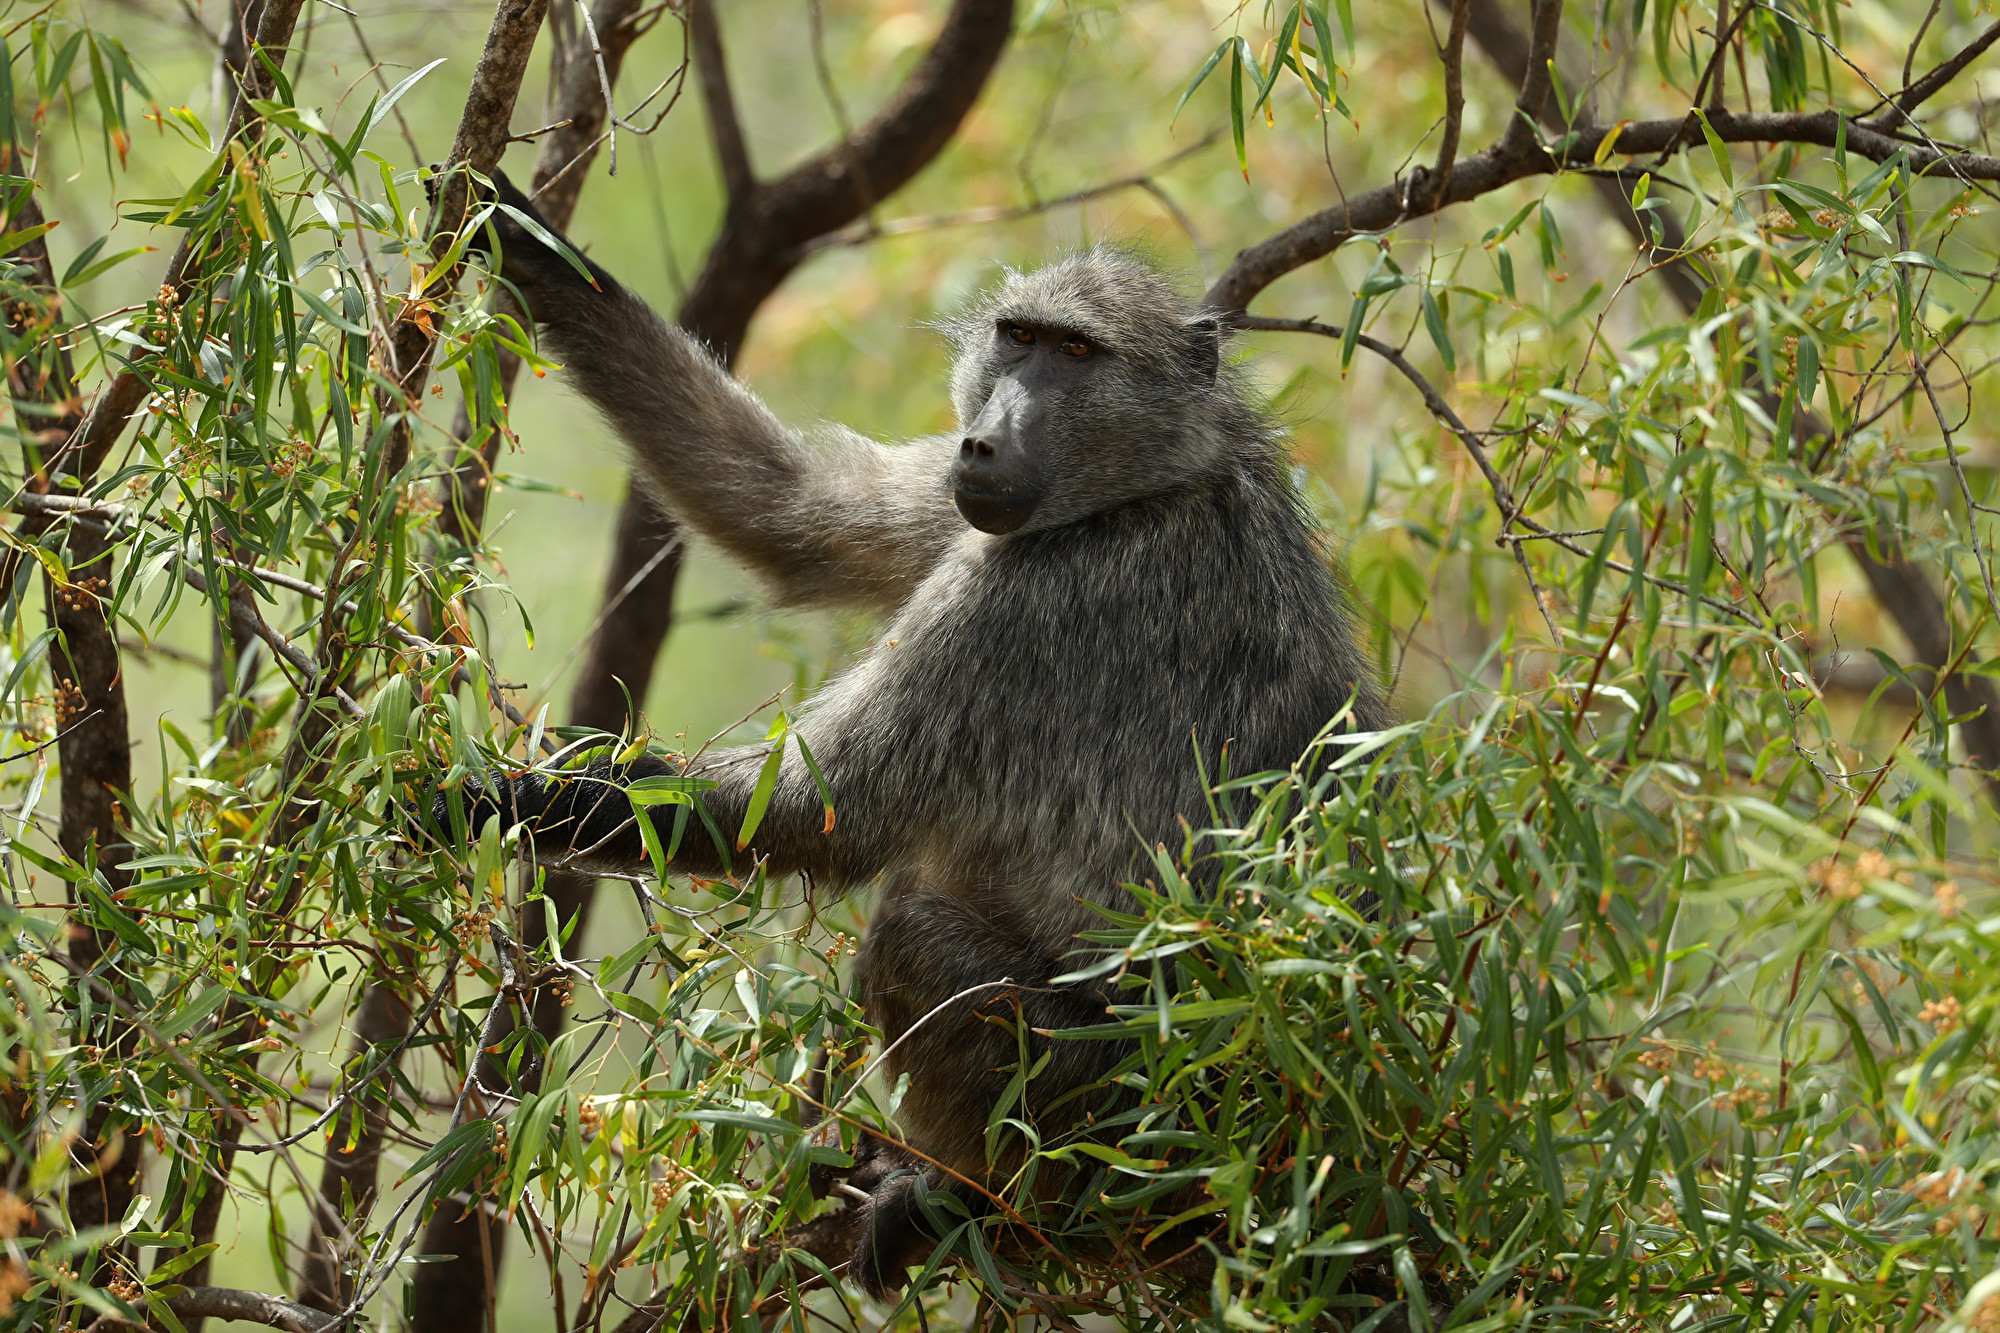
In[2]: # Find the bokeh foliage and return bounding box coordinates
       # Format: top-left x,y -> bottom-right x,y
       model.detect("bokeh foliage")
0,0 -> 1993,1331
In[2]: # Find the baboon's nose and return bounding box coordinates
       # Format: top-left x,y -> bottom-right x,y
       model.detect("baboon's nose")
961,437 -> 996,459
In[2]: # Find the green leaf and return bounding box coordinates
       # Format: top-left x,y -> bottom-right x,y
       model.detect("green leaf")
0,220 -> 54,258
492,202 -> 599,288
626,772 -> 720,802
1341,291 -> 1367,369
1421,287 -> 1455,372
1795,333 -> 1819,405
63,241 -> 152,289
1229,40 -> 1248,178
736,739 -> 786,850
365,57 -> 446,140
144,1244 -> 218,1286
1251,5 -> 1301,116
1693,109 -> 1732,186
793,732 -> 836,833
679,1108 -> 803,1136
634,800 -> 670,880
81,881 -> 154,958
1172,41 -> 1231,126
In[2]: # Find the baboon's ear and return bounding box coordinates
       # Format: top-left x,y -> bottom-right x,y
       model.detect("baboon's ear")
1184,313 -> 1223,384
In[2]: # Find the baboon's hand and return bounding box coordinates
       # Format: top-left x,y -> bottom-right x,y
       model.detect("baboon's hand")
427,167 -> 611,319
409,754 -> 685,871
404,768 -> 520,853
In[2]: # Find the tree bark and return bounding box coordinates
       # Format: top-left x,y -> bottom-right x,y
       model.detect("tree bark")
438,0 -> 655,549
1,154 -> 142,1286
293,961 -> 416,1312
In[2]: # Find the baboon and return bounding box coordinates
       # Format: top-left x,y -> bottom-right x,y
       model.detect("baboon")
438,173 -> 1389,1295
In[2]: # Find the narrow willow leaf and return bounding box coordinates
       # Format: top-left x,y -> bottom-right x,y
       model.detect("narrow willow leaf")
737,739 -> 787,849
1171,40 -> 1230,125
1420,287 -> 1455,372
1229,40 -> 1248,178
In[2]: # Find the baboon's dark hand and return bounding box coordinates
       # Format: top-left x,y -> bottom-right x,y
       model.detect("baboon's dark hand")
428,167 -> 614,319
406,768 -> 521,853
410,755 -> 682,870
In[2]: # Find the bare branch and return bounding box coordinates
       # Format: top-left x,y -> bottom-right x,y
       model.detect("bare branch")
222,579 -> 365,719
1708,0 -> 1733,113
170,1286 -> 337,1333
1495,0 -> 1561,157
1873,19 -> 2000,128
1902,0 -> 1946,100
689,0 -> 755,201
1206,106 -> 2000,314
381,0 -> 551,478
755,0 -> 1014,256
1425,0 -> 1470,210
439,0 -> 656,549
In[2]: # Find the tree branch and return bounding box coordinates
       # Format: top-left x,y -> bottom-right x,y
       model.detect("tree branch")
1424,0 -> 1470,210
380,0 -> 551,480
689,0 -> 754,202
1495,0 -> 1560,157
1206,106 -> 2000,314
439,0 -> 655,550
762,0 -> 1014,253
3,138 -> 144,1289
171,1285 -> 336,1333
1873,19 -> 2000,128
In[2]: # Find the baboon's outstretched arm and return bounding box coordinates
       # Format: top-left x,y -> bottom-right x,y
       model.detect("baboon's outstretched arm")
476,174 -> 964,612
431,730 -> 895,890
545,301 -> 961,610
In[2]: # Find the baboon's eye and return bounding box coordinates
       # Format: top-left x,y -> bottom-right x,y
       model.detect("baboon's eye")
1005,324 -> 1035,345
1058,336 -> 1091,358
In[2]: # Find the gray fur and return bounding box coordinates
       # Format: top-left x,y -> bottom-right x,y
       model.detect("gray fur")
450,180 -> 1388,1294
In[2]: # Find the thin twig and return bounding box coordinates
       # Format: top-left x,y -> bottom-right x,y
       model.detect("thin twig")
801,134 -> 1222,256
1870,19 -> 2000,128
0,709 -> 100,766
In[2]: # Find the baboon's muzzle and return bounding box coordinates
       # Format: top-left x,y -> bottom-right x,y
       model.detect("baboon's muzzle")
951,377 -> 1045,534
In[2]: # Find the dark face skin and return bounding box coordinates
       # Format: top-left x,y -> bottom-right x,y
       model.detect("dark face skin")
950,321 -> 1104,534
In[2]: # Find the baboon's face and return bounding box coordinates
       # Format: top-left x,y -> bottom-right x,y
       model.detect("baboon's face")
949,319 -> 1110,534
945,255 -> 1235,535
949,309 -> 1222,535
